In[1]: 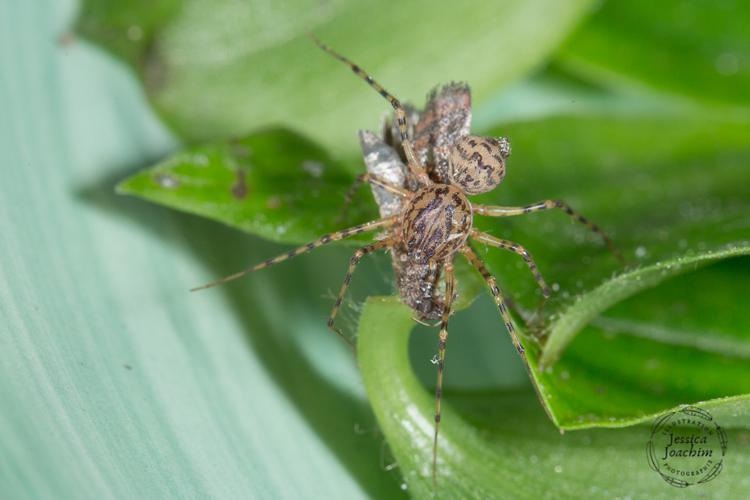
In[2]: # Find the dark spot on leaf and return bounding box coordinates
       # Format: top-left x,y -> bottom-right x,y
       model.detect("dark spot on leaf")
266,195 -> 282,209
231,169 -> 248,200
123,364 -> 132,370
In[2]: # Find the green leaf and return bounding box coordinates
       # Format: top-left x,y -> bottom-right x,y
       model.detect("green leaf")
117,128 -> 378,244
358,296 -> 750,498
556,0 -> 750,106
77,0 -> 595,153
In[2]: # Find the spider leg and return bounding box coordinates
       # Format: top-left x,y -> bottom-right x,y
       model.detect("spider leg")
336,173 -> 410,224
432,261 -> 455,485
470,230 -> 551,298
191,216 -> 397,291
472,200 -> 624,263
461,246 -> 525,357
310,34 -> 431,187
327,238 -> 393,346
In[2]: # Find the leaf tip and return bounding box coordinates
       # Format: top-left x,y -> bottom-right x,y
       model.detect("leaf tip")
114,178 -> 132,195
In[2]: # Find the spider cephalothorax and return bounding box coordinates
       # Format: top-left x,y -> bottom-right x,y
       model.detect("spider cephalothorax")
401,184 -> 472,265
193,35 -> 623,484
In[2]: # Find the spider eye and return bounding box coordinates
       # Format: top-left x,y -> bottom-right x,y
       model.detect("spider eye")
448,135 -> 510,195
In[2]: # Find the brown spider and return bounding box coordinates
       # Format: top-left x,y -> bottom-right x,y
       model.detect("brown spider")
193,36 -> 622,483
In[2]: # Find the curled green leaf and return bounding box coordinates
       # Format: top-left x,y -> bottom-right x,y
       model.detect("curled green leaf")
358,296 -> 750,498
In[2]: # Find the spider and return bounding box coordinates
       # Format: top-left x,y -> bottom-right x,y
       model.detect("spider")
193,35 -> 622,483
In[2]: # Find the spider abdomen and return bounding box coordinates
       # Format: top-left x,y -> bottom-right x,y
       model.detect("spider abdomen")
393,257 -> 444,320
401,184 -> 472,265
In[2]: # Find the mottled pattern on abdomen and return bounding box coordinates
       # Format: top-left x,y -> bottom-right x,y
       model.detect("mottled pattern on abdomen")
401,185 -> 472,265
391,245 -> 444,320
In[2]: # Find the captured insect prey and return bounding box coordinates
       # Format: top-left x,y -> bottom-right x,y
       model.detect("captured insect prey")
192,34 -> 623,485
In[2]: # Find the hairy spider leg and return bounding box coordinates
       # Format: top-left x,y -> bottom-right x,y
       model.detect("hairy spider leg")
460,246 -> 525,357
470,230 -> 551,298
190,217 -> 397,292
327,238 -> 393,346
432,261 -> 455,485
310,34 -> 432,187
472,200 -> 624,263
336,173 -> 411,224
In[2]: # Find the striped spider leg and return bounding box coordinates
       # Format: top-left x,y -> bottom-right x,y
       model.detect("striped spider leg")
432,260 -> 455,484
327,237 -> 395,342
191,216 -> 399,346
461,244 -> 559,426
430,243 -> 538,483
310,34 -> 432,187
335,172 -> 410,224
460,246 -> 525,357
471,229 -> 552,299
473,200 -> 624,263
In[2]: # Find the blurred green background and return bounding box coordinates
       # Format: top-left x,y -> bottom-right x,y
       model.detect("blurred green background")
1,0 -> 749,498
